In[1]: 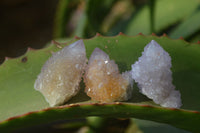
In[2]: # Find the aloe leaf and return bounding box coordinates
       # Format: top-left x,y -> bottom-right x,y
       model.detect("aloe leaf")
0,34 -> 200,132
125,0 -> 199,35
169,7 -> 200,39
0,103 -> 199,132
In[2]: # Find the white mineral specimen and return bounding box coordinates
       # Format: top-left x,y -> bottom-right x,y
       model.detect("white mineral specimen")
84,48 -> 133,102
131,40 -> 182,108
34,40 -> 87,107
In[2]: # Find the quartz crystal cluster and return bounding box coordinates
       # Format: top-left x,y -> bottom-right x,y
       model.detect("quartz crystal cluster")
34,39 -> 182,108
34,40 -> 87,107
131,40 -> 182,108
84,48 -> 133,102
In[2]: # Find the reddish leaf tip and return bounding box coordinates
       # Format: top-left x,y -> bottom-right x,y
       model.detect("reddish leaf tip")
118,32 -> 125,36
197,41 -> 200,44
4,56 -> 12,60
74,36 -> 81,39
27,47 -> 35,51
151,33 -> 156,36
95,33 -> 102,37
179,36 -> 184,40
138,33 -> 144,36
162,33 -> 168,37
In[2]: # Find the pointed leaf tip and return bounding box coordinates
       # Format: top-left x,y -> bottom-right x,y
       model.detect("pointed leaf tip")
179,36 -> 184,40
74,36 -> 81,39
95,33 -> 102,36
4,57 -> 11,61
162,33 -> 168,37
27,47 -> 35,51
118,32 -> 125,36
138,33 -> 144,36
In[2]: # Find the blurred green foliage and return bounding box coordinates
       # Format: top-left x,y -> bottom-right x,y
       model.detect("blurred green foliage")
54,0 -> 200,43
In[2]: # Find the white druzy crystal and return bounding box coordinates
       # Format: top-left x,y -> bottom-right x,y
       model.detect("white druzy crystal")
131,40 -> 182,108
84,48 -> 133,102
34,40 -> 87,107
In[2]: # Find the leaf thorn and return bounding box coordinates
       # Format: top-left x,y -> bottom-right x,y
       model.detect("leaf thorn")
138,33 -> 144,36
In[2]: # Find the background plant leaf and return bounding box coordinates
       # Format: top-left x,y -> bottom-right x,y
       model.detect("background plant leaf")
131,119 -> 190,133
169,6 -> 200,39
125,0 -> 199,35
53,0 -> 81,38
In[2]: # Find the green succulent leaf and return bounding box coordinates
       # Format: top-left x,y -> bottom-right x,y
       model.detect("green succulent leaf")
0,34 -> 200,132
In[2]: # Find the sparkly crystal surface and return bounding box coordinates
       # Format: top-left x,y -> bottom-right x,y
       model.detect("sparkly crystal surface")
84,48 -> 133,102
131,40 -> 182,108
34,40 -> 87,106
